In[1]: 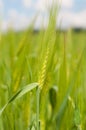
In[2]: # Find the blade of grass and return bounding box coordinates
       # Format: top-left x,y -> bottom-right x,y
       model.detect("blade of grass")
36,86 -> 40,130
0,83 -> 38,116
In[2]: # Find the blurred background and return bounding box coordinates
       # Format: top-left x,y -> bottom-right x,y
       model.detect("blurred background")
0,1 -> 86,130
0,0 -> 86,31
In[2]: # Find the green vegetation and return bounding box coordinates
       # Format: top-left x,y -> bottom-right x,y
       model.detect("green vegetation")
0,8 -> 86,130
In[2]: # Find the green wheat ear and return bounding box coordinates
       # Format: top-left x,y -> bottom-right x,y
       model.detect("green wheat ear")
38,47 -> 50,89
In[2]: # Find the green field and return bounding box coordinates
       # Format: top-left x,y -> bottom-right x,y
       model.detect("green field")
0,10 -> 86,130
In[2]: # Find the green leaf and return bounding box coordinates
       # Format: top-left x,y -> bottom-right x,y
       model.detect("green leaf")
0,83 -> 38,116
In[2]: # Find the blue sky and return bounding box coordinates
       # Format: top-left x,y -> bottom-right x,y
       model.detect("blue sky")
0,0 -> 86,31
74,0 -> 86,11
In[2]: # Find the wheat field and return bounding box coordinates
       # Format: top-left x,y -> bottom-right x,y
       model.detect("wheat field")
0,8 -> 86,130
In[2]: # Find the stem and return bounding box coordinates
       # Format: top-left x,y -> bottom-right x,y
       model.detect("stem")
36,86 -> 40,130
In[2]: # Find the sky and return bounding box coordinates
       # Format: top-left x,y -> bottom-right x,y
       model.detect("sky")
0,0 -> 86,31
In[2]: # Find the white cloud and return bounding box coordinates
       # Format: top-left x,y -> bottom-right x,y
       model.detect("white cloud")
72,10 -> 86,28
58,10 -> 86,29
1,9 -> 33,31
22,0 -> 32,8
1,6 -> 86,31
35,9 -> 86,29
60,0 -> 74,8
8,9 -> 19,21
